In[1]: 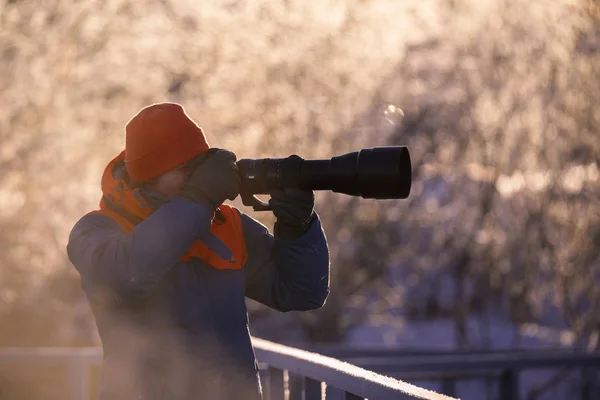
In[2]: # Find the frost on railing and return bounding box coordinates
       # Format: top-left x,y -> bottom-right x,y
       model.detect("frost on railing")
252,337 -> 458,400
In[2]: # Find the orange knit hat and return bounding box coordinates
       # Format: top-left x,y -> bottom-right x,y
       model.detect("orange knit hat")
124,103 -> 210,182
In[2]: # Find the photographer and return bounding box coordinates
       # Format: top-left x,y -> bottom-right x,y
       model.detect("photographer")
66,103 -> 330,400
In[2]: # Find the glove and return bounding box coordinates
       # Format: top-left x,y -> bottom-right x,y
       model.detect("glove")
269,188 -> 315,240
176,148 -> 241,211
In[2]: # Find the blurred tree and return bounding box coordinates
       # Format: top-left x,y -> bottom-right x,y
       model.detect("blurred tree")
0,0 -> 597,364
337,0 -> 600,351
1,0 -> 599,397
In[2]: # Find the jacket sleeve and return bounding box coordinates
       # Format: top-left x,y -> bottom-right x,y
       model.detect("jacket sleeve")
240,211 -> 330,312
66,198 -> 214,304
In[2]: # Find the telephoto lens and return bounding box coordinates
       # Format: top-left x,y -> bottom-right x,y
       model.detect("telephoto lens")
237,146 -> 411,210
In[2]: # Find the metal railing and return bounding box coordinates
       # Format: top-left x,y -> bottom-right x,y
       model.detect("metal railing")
300,347 -> 600,400
0,339 -> 455,400
2,342 -> 598,399
252,338 -> 454,400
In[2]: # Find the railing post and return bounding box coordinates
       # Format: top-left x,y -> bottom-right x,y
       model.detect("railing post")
499,369 -> 519,400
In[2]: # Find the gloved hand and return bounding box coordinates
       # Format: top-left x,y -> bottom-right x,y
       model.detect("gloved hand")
269,188 -> 315,240
176,148 -> 241,211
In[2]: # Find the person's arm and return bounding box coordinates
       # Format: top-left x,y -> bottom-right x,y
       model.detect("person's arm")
241,211 -> 330,312
68,148 -> 241,305
67,198 -> 214,304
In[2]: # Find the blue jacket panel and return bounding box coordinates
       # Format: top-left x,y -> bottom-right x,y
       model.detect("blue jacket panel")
66,198 -> 330,400
241,212 -> 330,312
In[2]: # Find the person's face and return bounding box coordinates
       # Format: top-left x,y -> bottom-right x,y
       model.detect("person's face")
145,163 -> 191,200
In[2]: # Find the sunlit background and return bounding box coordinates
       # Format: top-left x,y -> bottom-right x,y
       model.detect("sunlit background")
0,0 -> 598,398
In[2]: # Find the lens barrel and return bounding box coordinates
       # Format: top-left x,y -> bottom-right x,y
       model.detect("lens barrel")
237,146 -> 411,201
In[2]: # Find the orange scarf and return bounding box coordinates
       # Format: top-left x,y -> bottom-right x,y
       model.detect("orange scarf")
91,150 -> 246,270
